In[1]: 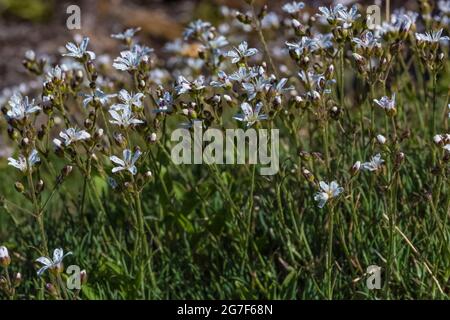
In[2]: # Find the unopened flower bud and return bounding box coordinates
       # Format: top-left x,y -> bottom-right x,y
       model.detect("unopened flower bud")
13,272 -> 22,287
148,132 -> 157,143
299,151 -> 311,160
350,161 -> 361,176
84,118 -> 93,130
36,179 -> 45,194
376,134 -> 387,145
302,168 -> 315,183
62,165 -> 73,178
45,283 -> 58,297
223,94 -> 232,103
21,137 -> 30,148
14,182 -> 25,193
25,50 -> 36,61
0,246 -> 11,267
395,152 -> 405,167
80,270 -> 87,285
236,11 -> 252,25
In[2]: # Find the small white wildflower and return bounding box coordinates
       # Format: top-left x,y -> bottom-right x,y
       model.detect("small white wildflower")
282,1 -> 305,15
242,77 -> 271,100
113,44 -> 153,71
317,4 -> 346,24
110,149 -> 142,175
444,144 -> 450,153
175,75 -> 205,95
36,248 -> 72,276
229,67 -> 257,82
154,92 -> 174,113
374,94 -> 396,111
352,31 -> 381,50
233,102 -> 268,127
314,181 -> 344,208
8,149 -> 40,172
6,93 -> 41,120
210,71 -> 232,88
53,128 -> 91,148
362,153 -> 385,172
226,41 -> 258,64
62,37 -> 95,60
438,0 -> 450,14
46,65 -> 64,83
337,5 -> 361,29
109,107 -> 144,128
415,29 -> 450,43
183,20 -> 212,40
81,89 -> 116,108
111,27 -> 141,40
111,89 -> 145,110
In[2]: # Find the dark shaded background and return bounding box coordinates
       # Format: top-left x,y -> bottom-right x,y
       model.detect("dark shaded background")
0,0 -> 386,88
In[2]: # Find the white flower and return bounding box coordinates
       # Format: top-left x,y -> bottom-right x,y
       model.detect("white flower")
154,92 -> 174,113
111,89 -> 145,110
6,93 -> 41,120
46,65 -> 64,82
233,102 -> 268,127
113,44 -> 153,71
183,20 -> 212,40
317,4 -> 346,24
242,77 -> 271,100
81,89 -> 116,108
210,71 -> 232,88
111,27 -> 141,40
36,248 -> 72,276
226,41 -> 258,64
313,33 -> 334,50
62,37 -> 95,60
352,31 -> 381,50
286,37 -> 318,56
229,67 -> 257,82
379,14 -> 413,35
207,35 -> 229,49
175,75 -> 206,95
53,128 -> 91,147
314,181 -> 344,208
438,0 -> 450,14
337,4 -> 361,29
110,149 -> 142,175
374,94 -> 396,111
362,153 -> 385,172
272,78 -> 294,96
8,149 -> 40,172
415,29 -> 450,43
282,1 -> 305,14
261,12 -> 280,29
109,107 -> 144,128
